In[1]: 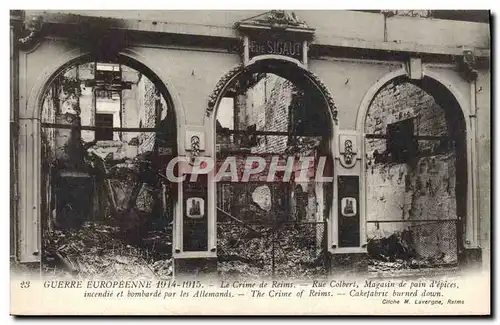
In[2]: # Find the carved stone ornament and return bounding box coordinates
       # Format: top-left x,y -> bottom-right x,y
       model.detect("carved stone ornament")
189,135 -> 201,165
255,10 -> 308,28
17,14 -> 44,50
206,64 -> 338,123
236,10 -> 312,32
339,135 -> 357,168
456,49 -> 479,82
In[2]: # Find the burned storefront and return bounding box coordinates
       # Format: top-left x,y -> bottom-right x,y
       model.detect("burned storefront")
363,77 -> 467,275
39,60 -> 177,278
214,61 -> 334,278
11,10 -> 490,280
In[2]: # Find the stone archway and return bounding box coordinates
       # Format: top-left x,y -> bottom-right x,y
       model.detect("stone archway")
358,71 -> 472,272
205,59 -> 338,123
16,48 -> 185,263
202,57 -> 338,277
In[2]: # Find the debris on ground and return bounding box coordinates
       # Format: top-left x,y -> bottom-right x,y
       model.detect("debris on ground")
42,135 -> 175,280
217,222 -> 326,280
44,221 -> 172,279
367,229 -> 458,274
368,259 -> 460,277
367,230 -> 416,262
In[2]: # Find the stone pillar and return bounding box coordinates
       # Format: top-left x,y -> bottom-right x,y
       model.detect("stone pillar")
17,118 -> 42,262
461,78 -> 482,269
10,23 -> 18,258
475,69 -> 491,271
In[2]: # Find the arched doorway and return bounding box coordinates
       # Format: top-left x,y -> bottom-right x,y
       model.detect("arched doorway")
362,75 -> 467,274
210,59 -> 336,279
37,55 -> 178,278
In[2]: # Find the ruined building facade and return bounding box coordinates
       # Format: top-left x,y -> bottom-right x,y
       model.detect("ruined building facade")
10,10 -> 490,275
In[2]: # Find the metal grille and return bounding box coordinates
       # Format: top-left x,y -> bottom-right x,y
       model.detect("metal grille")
217,221 -> 328,279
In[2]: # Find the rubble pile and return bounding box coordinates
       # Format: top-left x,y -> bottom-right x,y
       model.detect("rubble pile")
367,230 -> 458,274
217,223 -> 326,279
42,136 -> 176,279
367,230 -> 417,262
217,260 -> 267,280
44,222 -> 172,279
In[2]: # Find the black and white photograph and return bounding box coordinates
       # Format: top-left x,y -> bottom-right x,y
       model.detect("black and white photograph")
8,7 -> 492,316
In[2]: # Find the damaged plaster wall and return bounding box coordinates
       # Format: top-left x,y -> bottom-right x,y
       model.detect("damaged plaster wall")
133,72 -> 168,154
365,81 -> 458,263
42,63 -> 169,161
40,62 -> 173,227
41,83 -> 58,234
51,65 -> 83,161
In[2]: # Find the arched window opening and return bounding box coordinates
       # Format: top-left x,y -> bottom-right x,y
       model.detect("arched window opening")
214,61 -> 333,279
40,59 -> 177,278
364,77 -> 466,274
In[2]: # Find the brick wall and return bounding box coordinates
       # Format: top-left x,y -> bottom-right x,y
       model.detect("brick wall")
247,75 -> 294,153
365,80 -> 459,263
216,73 -> 328,223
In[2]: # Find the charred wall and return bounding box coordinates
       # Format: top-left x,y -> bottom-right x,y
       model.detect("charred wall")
365,80 -> 461,263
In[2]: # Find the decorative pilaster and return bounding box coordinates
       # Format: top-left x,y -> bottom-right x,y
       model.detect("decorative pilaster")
17,118 -> 41,262
455,50 -> 480,249
468,77 -> 480,249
